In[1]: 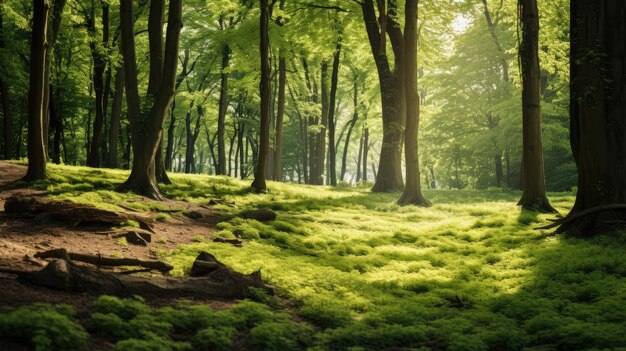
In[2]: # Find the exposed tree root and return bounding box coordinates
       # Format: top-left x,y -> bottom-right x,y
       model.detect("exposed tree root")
536,204 -> 626,233
397,193 -> 431,207
4,193 -> 155,232
34,248 -> 172,272
9,250 -> 271,299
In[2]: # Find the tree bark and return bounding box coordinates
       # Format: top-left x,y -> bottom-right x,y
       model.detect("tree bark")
251,0 -> 270,193
327,40 -> 341,186
118,0 -> 182,199
87,2 -> 109,168
272,55 -> 286,181
217,44 -> 230,175
362,127 -> 369,182
360,0 -> 405,192
24,0 -> 50,181
341,82 -> 359,182
517,0 -> 554,212
42,0 -> 67,160
398,0 -> 429,206
0,1 -> 12,160
558,0 -> 626,235
108,63 -> 124,168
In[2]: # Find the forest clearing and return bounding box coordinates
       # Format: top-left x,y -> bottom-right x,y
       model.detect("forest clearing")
1,161 -> 625,350
1,0 -> 626,349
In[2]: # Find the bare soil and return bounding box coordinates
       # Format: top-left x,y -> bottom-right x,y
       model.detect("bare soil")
0,161 -> 231,311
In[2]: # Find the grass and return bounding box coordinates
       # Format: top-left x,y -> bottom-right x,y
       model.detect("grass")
3,163 -> 626,350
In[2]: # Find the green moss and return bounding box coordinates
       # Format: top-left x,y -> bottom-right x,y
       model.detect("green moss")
0,304 -> 87,351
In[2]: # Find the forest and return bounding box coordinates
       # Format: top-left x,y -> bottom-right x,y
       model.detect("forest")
0,0 -> 625,350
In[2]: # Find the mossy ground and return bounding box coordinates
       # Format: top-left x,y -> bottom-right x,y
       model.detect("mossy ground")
3,163 -> 626,350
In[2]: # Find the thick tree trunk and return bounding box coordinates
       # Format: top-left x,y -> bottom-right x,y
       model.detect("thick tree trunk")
517,0 -> 554,212
118,0 -> 182,199
398,0 -> 429,206
108,64 -> 124,168
87,3 -> 109,168
557,0 -> 626,234
252,0 -> 270,192
217,44 -> 230,175
24,0 -> 50,181
272,56 -> 286,181
360,0 -> 404,192
327,41 -> 341,186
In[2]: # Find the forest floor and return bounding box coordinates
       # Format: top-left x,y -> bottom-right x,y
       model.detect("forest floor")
1,161 -> 626,351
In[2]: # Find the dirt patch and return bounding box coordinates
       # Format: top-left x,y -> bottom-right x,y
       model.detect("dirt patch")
0,161 -> 232,311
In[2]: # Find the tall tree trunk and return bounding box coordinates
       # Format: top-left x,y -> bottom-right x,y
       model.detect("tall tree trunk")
341,82 -> 359,181
118,0 -> 182,199
0,0 -> 12,160
558,0 -> 626,234
517,0 -> 554,212
398,0 -> 429,207
165,100 -> 176,170
356,134 -> 363,183
184,103 -> 194,173
49,86 -> 62,164
314,63 -> 329,185
494,152 -> 504,187
217,44 -> 230,175
327,41 -> 341,186
42,0 -> 67,161
252,0 -> 270,192
108,63 -> 124,168
360,0 -> 405,192
24,0 -> 50,181
87,2 -> 109,167
362,127 -> 369,182
272,55 -> 286,181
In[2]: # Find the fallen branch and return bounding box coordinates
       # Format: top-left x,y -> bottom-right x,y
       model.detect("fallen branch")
536,204 -> 626,230
34,249 -> 172,272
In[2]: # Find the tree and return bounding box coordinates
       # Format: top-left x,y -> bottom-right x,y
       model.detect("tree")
251,0 -> 270,192
517,0 -> 554,212
397,0 -> 429,206
557,0 -> 626,235
118,0 -> 182,199
86,0 -> 109,168
24,0 -> 50,181
359,0 -> 405,192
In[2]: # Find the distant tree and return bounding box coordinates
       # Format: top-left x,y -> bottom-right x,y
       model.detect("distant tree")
251,0 -> 270,192
118,0 -> 182,199
398,0 -> 429,206
557,0 -> 626,235
517,0 -> 555,212
24,0 -> 50,181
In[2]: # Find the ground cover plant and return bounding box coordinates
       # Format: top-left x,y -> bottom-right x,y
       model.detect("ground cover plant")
2,164 -> 625,350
